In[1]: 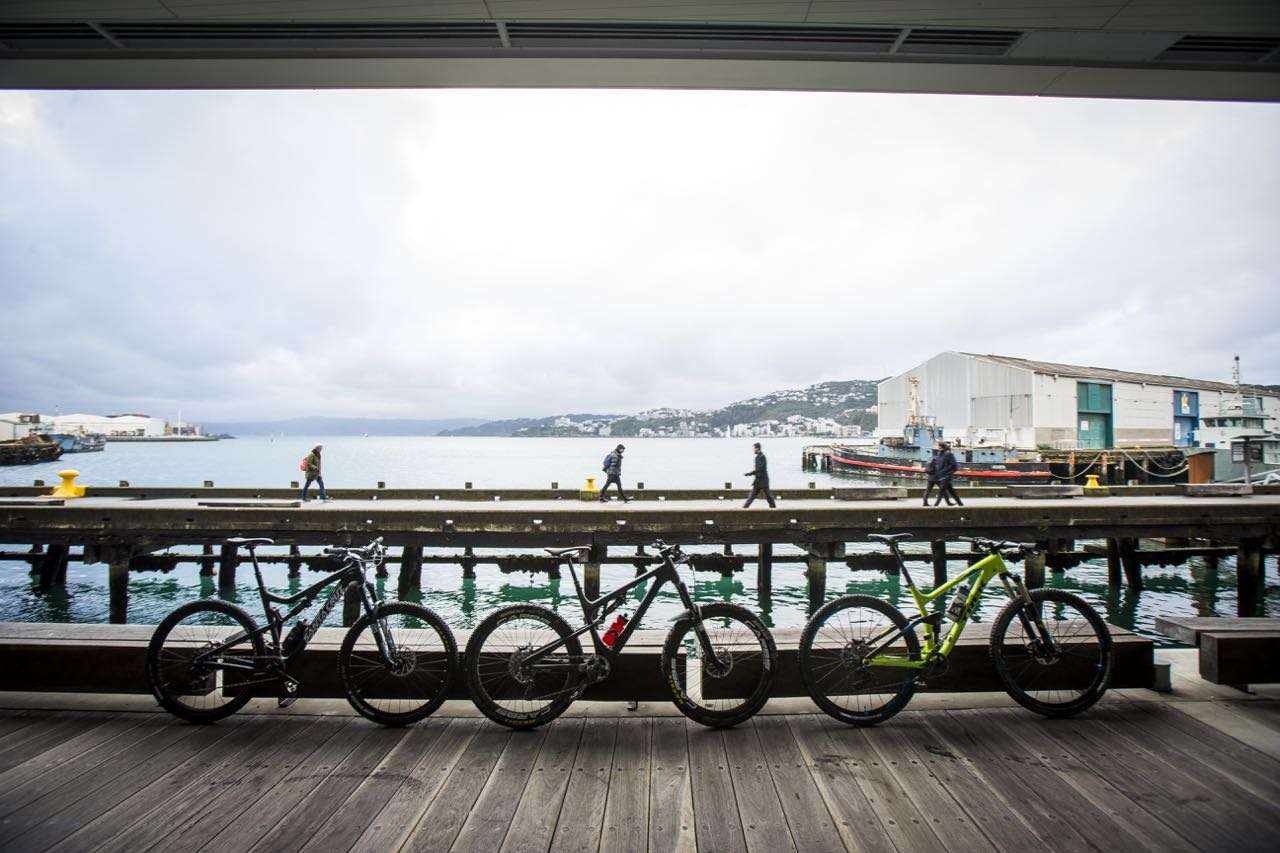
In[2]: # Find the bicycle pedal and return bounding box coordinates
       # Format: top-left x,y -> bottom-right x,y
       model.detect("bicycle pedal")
278,676 -> 301,708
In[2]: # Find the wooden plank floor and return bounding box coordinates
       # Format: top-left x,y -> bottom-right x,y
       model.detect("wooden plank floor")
0,703 -> 1278,852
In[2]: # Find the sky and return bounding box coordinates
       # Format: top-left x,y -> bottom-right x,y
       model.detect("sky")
1,88 -> 1277,422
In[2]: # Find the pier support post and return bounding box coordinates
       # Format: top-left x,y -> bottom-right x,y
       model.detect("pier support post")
200,543 -> 214,577
1118,538 -> 1143,591
634,545 -> 648,578
37,544 -> 69,591
930,540 -> 948,586
1105,539 -> 1122,587
757,543 -> 773,594
287,545 -> 301,578
108,559 -> 129,624
398,545 -> 423,596
343,582 -> 362,626
585,545 -> 604,600
1236,538 -> 1265,617
804,542 -> 843,613
218,543 -> 238,590
1024,549 -> 1046,589
461,547 -> 476,580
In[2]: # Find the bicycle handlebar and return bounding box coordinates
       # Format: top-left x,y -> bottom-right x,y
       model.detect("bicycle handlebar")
959,536 -> 1039,557
323,537 -> 385,561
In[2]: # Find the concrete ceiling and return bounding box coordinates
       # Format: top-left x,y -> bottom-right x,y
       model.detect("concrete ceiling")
2,1 -> 1278,100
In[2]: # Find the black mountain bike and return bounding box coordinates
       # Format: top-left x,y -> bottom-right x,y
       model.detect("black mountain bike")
145,536 -> 457,726
464,541 -> 777,729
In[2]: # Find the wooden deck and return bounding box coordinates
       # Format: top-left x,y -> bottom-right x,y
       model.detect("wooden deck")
1,700 -> 1278,852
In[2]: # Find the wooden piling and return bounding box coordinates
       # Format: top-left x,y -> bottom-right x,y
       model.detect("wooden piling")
461,546 -> 476,580
287,544 -> 302,578
200,543 -> 214,576
37,544 -> 69,591
1105,539 -> 1122,587
1024,549 -> 1046,589
930,540 -> 947,586
1118,538 -> 1143,591
1236,538 -> 1265,617
805,552 -> 827,613
398,545 -> 423,596
343,582 -> 362,626
585,545 -> 604,599
108,559 -> 129,623
218,543 -> 238,590
757,543 -> 773,593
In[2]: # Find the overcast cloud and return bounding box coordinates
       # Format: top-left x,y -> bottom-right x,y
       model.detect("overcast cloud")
1,89 -> 1277,421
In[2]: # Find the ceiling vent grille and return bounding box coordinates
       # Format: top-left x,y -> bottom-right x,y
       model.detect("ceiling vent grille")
899,28 -> 1022,56
1158,35 -> 1280,63
0,22 -> 109,48
100,21 -> 501,49
504,22 -> 900,52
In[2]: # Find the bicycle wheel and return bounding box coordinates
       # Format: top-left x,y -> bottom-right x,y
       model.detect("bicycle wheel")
340,602 -> 458,727
990,589 -> 1113,718
464,604 -> 583,729
146,600 -> 266,723
798,594 -> 919,726
662,603 -> 777,728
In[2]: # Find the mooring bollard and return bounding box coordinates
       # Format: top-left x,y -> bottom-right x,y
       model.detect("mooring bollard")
50,470 -> 86,498
204,480 -> 214,488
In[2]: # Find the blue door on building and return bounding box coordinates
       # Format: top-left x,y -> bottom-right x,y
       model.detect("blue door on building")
1173,390 -> 1199,447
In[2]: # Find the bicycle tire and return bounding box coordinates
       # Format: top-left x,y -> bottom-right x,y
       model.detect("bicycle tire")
340,602 -> 458,727
464,604 -> 583,729
990,588 -> 1113,718
798,594 -> 919,727
661,603 -> 777,728
146,599 -> 266,723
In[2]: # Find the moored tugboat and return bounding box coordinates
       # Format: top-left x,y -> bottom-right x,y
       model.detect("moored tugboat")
829,378 -> 1053,484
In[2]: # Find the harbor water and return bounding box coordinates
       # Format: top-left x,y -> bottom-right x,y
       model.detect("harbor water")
2,436 -> 1276,642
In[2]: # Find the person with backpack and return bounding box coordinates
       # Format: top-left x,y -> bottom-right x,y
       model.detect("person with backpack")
922,447 -> 942,506
300,445 -> 329,502
743,442 -> 776,508
599,444 -> 629,502
933,441 -> 963,507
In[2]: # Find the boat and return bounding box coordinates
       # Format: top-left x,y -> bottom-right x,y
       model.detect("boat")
829,378 -> 1054,484
48,432 -> 106,453
0,434 -> 64,466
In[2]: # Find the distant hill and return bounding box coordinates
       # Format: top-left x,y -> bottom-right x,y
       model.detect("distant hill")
439,380 -> 881,438
204,417 -> 487,436
438,414 -> 623,437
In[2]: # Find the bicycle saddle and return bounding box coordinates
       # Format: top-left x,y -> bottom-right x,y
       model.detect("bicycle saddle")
227,537 -> 274,548
868,533 -> 913,544
545,546 -> 592,558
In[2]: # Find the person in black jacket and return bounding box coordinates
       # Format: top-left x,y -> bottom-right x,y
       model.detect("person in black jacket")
933,442 -> 963,507
599,444 -> 629,502
922,448 -> 941,507
743,443 -> 776,508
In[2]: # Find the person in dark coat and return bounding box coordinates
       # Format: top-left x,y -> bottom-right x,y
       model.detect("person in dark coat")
599,444 -> 629,502
922,448 -> 941,506
933,441 -> 963,507
743,442 -> 776,508
301,444 -> 329,502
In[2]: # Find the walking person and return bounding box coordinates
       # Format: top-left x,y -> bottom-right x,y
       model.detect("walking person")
743,442 -> 776,508
300,444 -> 329,502
599,444 -> 630,503
933,441 -> 963,507
922,447 -> 942,506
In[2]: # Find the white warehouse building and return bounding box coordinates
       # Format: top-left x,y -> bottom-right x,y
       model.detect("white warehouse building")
878,353 -> 1280,451
47,413 -> 167,437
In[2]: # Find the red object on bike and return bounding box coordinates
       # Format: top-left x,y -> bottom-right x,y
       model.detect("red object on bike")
602,614 -> 629,647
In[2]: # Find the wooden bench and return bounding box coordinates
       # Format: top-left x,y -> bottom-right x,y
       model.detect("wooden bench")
1154,616 -> 1280,685
0,619 -> 1154,701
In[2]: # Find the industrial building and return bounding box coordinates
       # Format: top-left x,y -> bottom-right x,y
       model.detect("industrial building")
877,353 -> 1280,450
46,413 -> 167,437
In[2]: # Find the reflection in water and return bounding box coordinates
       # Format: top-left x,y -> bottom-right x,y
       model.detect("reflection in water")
1,546 -> 1275,644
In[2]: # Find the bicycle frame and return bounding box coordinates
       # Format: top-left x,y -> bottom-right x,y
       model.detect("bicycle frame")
523,552 -> 712,669
868,550 -> 1026,670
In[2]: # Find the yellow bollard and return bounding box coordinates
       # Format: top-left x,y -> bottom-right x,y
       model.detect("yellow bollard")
1083,474 -> 1109,497
580,476 -> 600,502
50,469 -> 86,498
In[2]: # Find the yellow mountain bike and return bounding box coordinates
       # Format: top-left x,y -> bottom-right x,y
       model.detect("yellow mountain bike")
798,533 -> 1113,726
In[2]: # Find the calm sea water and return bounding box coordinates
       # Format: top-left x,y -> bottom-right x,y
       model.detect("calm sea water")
2,436 -> 1275,642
